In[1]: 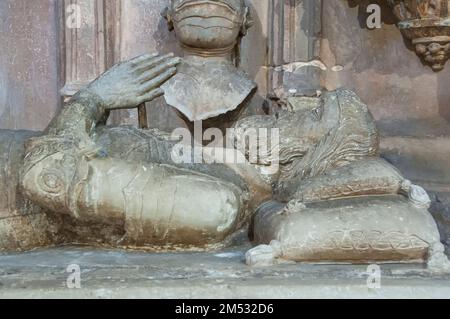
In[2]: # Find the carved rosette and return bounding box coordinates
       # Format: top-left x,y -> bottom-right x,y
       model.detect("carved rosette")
388,0 -> 450,71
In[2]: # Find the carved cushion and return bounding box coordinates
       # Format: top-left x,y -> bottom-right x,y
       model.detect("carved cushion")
253,196 -> 442,263
276,158 -> 405,202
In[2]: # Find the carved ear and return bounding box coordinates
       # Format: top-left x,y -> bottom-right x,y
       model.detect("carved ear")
161,6 -> 174,31
240,6 -> 254,36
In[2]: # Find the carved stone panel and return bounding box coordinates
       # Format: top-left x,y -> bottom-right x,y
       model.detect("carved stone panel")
388,0 -> 450,71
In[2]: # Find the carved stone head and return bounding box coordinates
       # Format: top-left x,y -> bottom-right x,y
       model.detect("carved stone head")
161,0 -> 256,122
388,0 -> 450,71
164,0 -> 253,54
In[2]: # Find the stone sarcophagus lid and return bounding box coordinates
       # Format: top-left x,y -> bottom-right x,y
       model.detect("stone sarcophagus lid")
388,0 -> 450,71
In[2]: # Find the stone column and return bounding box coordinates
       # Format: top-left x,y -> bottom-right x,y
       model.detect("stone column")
267,0 -> 322,99
60,0 -> 121,99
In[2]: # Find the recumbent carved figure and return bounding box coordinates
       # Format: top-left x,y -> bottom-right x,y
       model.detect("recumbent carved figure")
0,0 -> 447,270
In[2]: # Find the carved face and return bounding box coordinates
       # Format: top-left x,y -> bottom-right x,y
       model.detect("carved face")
166,0 -> 251,50
416,41 -> 450,71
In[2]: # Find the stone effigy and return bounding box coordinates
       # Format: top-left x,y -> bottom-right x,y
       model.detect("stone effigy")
0,0 -> 448,271
237,90 -> 446,269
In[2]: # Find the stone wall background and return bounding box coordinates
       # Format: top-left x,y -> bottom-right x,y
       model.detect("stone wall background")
320,0 -> 450,126
0,0 -> 60,131
0,0 -> 449,132
0,0 -> 269,132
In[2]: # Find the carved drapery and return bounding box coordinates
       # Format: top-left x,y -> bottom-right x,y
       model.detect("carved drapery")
388,0 -> 450,71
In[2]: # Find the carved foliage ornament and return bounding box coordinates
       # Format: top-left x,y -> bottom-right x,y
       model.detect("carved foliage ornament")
388,0 -> 450,71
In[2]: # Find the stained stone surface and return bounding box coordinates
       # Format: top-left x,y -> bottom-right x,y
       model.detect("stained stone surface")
0,247 -> 450,299
253,196 -> 441,263
378,117 -> 450,248
0,0 -> 60,131
162,57 -> 256,121
379,117 -> 450,186
0,1 -> 446,284
321,1 -> 450,122
430,191 -> 450,247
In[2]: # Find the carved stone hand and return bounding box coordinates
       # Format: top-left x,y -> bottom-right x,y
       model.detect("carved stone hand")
85,53 -> 181,110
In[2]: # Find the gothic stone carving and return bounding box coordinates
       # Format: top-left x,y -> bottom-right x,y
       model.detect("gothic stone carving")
388,0 -> 450,71
0,0 -> 447,270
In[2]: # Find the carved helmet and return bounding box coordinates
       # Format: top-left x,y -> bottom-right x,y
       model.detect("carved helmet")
163,0 -> 253,50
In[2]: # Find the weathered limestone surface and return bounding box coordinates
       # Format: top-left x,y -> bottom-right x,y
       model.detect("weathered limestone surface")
388,0 -> 450,72
0,0 -> 60,131
319,1 -> 450,244
430,192 -> 450,247
0,1 -> 449,295
0,131 -> 58,251
162,58 -> 256,121
321,1 -> 450,122
253,196 -> 440,263
0,247 -> 450,299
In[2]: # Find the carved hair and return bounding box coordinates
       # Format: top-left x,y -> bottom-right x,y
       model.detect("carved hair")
279,90 -> 380,181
